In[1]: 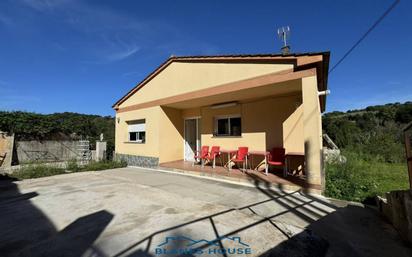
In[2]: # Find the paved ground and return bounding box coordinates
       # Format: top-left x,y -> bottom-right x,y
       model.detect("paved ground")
0,167 -> 411,257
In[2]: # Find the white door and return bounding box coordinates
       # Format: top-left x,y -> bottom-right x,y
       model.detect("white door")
184,118 -> 200,161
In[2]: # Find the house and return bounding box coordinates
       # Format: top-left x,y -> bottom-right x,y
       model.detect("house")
113,52 -> 330,190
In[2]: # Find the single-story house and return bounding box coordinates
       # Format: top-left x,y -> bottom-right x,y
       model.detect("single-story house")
113,52 -> 330,189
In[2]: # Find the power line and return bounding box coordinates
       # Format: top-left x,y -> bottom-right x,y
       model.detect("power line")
329,0 -> 400,73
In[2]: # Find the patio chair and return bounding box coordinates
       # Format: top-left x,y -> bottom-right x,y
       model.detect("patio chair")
231,147 -> 249,172
205,146 -> 222,168
193,146 -> 209,167
267,147 -> 287,176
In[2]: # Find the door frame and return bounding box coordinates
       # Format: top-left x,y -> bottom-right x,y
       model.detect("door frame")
183,116 -> 201,161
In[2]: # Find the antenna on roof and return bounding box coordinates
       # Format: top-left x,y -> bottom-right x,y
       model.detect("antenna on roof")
277,26 -> 291,55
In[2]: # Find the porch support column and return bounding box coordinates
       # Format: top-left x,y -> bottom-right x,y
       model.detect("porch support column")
302,75 -> 324,191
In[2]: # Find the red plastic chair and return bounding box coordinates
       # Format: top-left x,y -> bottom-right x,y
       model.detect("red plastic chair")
268,147 -> 287,176
231,147 -> 249,172
193,146 -> 209,166
205,146 -> 222,168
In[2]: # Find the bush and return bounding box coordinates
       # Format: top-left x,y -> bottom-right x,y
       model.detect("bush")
81,160 -> 127,171
325,150 -> 409,202
13,164 -> 66,180
11,160 -> 127,180
66,159 -> 80,172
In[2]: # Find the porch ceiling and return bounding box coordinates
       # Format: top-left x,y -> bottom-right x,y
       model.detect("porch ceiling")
164,79 -> 301,109
116,68 -> 315,113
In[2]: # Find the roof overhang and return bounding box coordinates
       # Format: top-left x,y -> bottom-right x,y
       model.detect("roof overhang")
113,52 -> 330,112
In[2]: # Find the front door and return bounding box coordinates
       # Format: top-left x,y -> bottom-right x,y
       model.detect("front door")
184,118 -> 200,161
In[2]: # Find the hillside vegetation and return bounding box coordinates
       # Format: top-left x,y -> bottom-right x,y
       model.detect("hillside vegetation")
0,111 -> 115,153
323,101 -> 412,202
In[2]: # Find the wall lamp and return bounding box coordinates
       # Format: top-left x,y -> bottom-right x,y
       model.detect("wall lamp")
318,90 -> 331,96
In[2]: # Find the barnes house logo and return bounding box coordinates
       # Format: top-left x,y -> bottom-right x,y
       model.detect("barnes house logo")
155,236 -> 252,255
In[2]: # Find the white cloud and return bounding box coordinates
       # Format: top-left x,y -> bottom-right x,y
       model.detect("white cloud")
105,45 -> 140,62
21,0 -> 72,11
14,0 -> 220,63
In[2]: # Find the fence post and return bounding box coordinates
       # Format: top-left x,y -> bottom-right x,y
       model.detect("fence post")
403,122 -> 412,189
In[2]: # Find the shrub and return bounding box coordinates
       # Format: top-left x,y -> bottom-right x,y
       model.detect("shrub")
66,159 -> 80,172
325,150 -> 409,202
13,164 -> 66,180
81,160 -> 127,171
10,160 -> 127,180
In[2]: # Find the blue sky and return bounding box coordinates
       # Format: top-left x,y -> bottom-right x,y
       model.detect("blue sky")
0,0 -> 411,116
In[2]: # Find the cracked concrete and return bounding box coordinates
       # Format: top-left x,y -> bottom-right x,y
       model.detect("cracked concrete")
0,167 -> 411,257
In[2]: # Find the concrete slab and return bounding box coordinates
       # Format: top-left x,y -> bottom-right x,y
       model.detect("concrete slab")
0,167 -> 410,257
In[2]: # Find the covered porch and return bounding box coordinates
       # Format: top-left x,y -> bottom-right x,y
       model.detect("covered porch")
159,159 -> 321,192
158,68 -> 324,192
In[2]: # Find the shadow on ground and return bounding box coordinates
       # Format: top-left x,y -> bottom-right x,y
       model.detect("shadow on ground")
1,172 -> 410,257
0,174 -> 113,257
110,172 -> 411,257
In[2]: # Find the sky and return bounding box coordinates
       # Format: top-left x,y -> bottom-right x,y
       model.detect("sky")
0,0 -> 411,116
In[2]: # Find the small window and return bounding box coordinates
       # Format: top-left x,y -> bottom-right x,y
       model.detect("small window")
127,119 -> 146,143
214,116 -> 241,136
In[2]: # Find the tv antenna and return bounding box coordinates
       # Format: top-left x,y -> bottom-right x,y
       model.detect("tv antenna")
277,26 -> 291,54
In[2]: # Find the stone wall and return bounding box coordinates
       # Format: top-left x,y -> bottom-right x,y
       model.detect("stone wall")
377,189 -> 412,245
16,140 -> 80,163
115,153 -> 159,168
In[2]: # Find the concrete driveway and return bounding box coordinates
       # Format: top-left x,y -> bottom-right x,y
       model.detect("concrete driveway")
0,167 -> 410,257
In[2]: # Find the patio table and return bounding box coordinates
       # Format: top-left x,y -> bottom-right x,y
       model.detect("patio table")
285,152 -> 304,177
220,149 -> 237,170
248,151 -> 270,176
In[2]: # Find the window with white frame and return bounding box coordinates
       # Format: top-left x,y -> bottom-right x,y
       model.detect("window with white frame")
214,115 -> 241,136
127,119 -> 146,143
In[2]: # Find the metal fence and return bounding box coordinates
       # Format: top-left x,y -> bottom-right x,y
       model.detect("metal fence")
403,121 -> 412,189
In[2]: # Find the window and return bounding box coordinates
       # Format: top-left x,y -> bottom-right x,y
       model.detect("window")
214,116 -> 241,136
127,119 -> 146,143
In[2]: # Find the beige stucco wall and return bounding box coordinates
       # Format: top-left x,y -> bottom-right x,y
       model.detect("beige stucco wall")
119,62 -> 293,108
115,106 -> 161,158
159,107 -> 184,163
114,61 -> 323,189
196,94 -> 304,153
115,106 -> 184,163
302,75 -> 324,188
116,94 -> 304,162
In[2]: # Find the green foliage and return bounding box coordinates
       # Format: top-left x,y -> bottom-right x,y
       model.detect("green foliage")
0,111 -> 115,153
323,101 -> 411,163
12,160 -> 127,180
80,160 -> 127,171
325,150 -> 409,202
67,159 -> 81,172
324,102 -> 411,202
12,164 -> 66,180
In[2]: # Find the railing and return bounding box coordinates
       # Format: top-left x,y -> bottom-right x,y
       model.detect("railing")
403,121 -> 412,189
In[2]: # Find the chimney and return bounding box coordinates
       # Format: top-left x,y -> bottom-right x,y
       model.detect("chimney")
281,45 -> 290,55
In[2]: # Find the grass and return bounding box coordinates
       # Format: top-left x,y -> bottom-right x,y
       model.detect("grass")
325,150 -> 409,203
12,165 -> 67,180
10,160 -> 127,180
67,159 -> 127,172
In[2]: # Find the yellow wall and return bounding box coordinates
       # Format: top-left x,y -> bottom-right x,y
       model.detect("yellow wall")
195,95 -> 304,153
302,75 -> 324,187
116,94 -> 304,162
119,62 -> 293,108
159,107 -> 184,163
115,106 -> 161,158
